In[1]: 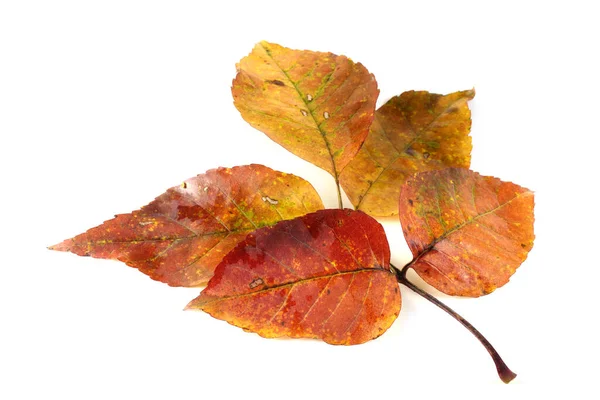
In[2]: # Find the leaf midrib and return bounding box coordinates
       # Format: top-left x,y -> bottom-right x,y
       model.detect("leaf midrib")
409,190 -> 533,267
76,224 -> 270,246
196,267 -> 393,307
259,43 -> 340,182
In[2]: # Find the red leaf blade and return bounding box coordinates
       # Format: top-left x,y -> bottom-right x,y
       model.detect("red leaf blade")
399,168 -> 535,297
50,164 -> 324,287
187,209 -> 401,345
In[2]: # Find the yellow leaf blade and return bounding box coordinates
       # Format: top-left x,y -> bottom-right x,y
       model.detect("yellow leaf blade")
340,90 -> 474,216
232,41 -> 378,178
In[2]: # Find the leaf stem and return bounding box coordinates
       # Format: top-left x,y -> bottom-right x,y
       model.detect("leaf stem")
334,176 -> 343,209
390,263 -> 517,384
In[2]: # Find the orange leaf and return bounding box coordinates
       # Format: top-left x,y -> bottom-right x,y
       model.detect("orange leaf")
49,165 -> 324,287
399,168 -> 534,297
340,90 -> 474,216
186,209 -> 400,345
232,41 -> 378,180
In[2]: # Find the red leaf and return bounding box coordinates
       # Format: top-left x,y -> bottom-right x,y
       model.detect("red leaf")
50,165 -> 324,286
399,168 -> 535,296
186,209 -> 401,345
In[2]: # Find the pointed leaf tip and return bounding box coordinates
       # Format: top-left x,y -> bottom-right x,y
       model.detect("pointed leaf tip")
48,240 -> 72,252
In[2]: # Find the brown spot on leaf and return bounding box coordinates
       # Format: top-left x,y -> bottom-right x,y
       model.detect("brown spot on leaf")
266,79 -> 285,86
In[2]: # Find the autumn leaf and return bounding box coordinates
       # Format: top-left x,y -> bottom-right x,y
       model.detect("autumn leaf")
399,168 -> 534,297
186,209 -> 400,345
340,90 -> 474,216
232,41 -> 379,204
49,164 -> 324,287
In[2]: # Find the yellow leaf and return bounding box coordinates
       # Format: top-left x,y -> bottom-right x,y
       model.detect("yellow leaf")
232,41 -> 379,190
340,90 -> 474,216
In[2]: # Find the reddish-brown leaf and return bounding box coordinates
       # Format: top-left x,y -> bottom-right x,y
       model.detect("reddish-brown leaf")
340,90 -> 474,216
49,165 -> 324,287
186,209 -> 400,345
399,168 -> 534,297
232,41 -> 378,180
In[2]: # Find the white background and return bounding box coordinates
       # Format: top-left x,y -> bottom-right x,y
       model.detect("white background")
1,1 -> 598,398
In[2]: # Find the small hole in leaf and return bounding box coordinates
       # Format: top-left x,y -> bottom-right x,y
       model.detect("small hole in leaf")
249,277 -> 264,289
262,196 -> 278,205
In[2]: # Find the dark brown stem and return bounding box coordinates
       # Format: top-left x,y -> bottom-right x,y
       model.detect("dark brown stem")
390,263 -> 517,384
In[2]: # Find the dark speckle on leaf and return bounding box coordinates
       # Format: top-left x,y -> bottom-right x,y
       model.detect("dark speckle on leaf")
267,79 -> 285,86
